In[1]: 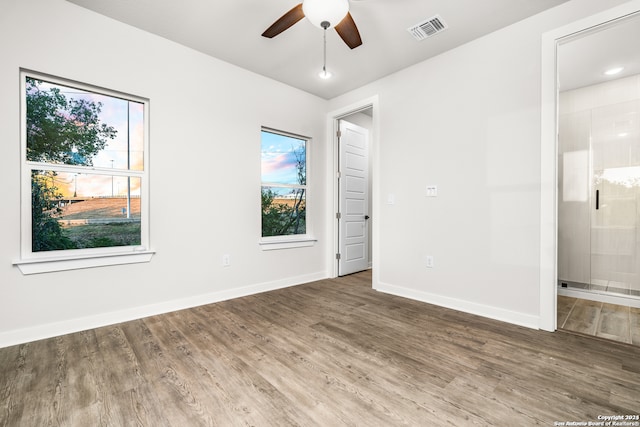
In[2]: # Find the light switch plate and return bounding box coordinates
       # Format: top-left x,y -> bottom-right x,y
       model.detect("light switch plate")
426,255 -> 434,268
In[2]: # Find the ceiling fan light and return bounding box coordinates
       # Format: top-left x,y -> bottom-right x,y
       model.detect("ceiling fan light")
319,67 -> 332,79
303,0 -> 349,29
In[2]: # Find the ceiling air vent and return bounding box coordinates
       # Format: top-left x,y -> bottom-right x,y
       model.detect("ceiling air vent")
407,15 -> 448,41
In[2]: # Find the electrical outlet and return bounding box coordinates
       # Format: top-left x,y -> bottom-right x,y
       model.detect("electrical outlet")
222,254 -> 231,267
426,185 -> 438,197
425,255 -> 434,268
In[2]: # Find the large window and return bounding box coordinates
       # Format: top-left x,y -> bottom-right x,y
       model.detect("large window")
17,71 -> 151,273
261,128 -> 308,239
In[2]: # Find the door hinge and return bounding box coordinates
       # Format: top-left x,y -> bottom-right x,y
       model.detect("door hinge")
336,253 -> 341,260
337,171 -> 341,179
336,130 -> 342,138
336,212 -> 341,219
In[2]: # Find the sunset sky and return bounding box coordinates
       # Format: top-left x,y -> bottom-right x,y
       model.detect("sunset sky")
261,130 -> 306,186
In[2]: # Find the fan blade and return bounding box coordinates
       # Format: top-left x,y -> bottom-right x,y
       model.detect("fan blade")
262,4 -> 305,38
334,12 -> 362,49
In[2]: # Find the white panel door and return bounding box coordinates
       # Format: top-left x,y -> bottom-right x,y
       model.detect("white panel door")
339,120 -> 369,276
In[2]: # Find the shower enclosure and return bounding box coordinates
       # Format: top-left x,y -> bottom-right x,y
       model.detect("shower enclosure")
558,74 -> 640,301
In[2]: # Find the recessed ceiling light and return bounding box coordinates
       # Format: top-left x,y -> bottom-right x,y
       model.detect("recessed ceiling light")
604,66 -> 624,76
319,68 -> 332,79
618,132 -> 629,137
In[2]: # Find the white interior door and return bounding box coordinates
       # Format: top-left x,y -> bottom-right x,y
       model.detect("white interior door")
338,120 -> 369,276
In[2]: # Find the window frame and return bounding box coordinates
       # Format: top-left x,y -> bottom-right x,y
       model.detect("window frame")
14,70 -> 153,274
259,127 -> 316,250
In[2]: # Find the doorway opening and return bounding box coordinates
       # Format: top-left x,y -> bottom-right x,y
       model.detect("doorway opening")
328,96 -> 379,280
337,113 -> 371,276
556,13 -> 640,305
540,1 -> 640,333
553,9 -> 640,346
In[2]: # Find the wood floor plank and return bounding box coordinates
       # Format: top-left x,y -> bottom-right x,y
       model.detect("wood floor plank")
596,303 -> 631,344
557,295 -> 576,328
163,308 -> 316,426
135,314 -> 240,426
2,271 -> 640,426
559,296 -> 640,348
16,336 -> 74,426
0,344 -> 27,425
216,299 -> 375,425
563,298 -> 602,335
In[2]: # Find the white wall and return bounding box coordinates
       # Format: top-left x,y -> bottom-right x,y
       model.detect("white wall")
328,0 -> 630,328
0,0 -> 328,347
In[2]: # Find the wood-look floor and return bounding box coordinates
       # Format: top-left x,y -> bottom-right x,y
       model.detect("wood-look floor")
558,295 -> 640,346
1,270 -> 639,426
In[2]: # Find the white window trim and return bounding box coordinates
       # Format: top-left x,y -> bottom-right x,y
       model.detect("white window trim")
13,250 -> 154,275
259,236 -> 317,251
16,70 -> 153,274
259,127 -> 315,250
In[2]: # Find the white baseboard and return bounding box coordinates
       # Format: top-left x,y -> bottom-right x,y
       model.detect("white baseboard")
374,280 -> 540,330
0,271 -> 328,349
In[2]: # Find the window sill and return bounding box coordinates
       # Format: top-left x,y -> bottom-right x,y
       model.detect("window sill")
13,250 -> 155,275
259,237 -> 317,251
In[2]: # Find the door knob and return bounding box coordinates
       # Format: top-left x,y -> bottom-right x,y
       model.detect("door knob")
365,215 -> 370,220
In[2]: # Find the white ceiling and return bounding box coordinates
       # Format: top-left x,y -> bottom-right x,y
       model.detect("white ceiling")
65,0 -> 570,99
558,12 -> 640,92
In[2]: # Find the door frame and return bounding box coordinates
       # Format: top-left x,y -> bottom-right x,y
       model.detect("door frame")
327,96 -> 379,280
540,0 -> 640,332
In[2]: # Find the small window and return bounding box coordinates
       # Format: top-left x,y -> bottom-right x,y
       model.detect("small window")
16,71 -> 151,273
261,128 -> 308,239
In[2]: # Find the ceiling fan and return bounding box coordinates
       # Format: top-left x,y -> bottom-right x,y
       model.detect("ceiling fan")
262,0 -> 363,49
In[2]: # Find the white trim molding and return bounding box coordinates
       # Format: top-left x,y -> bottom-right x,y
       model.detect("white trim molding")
13,250 -> 154,275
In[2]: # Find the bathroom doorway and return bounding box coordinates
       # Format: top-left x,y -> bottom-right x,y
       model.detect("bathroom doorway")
556,12 -> 640,312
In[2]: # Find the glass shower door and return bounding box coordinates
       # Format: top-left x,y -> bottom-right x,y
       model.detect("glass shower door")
590,100 -> 640,297
558,110 -> 592,290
